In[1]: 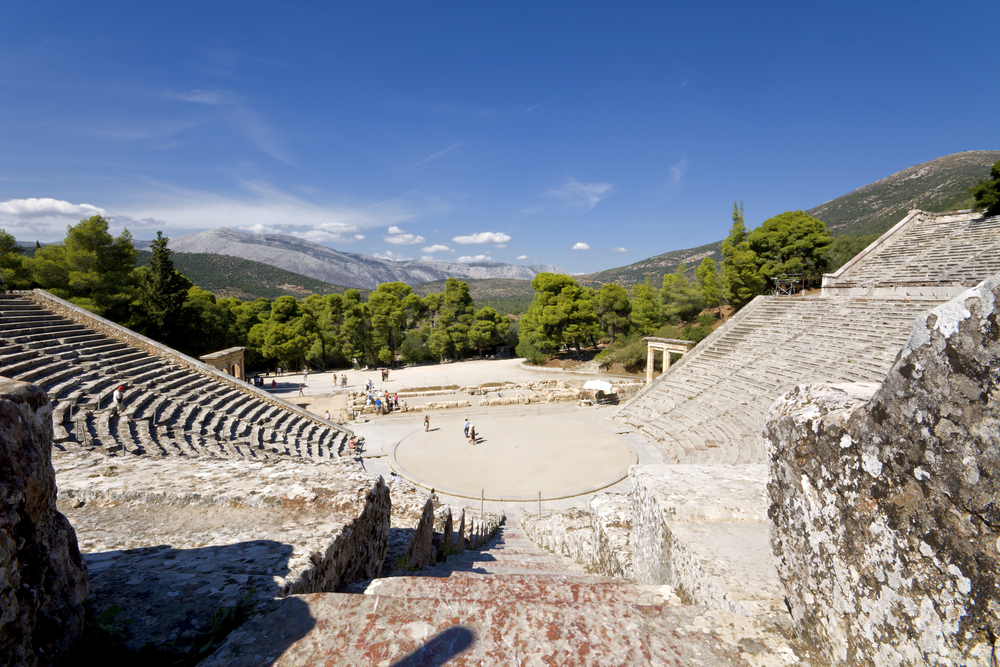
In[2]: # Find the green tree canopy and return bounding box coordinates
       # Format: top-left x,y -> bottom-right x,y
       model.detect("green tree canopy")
747,210 -> 833,286
136,231 -> 192,341
969,160 -> 1000,217
595,282 -> 632,343
468,306 -> 510,356
628,280 -> 662,335
367,282 -> 413,364
25,215 -> 138,318
0,229 -> 31,290
695,257 -> 722,318
520,273 -> 599,358
661,262 -> 703,323
721,202 -> 765,309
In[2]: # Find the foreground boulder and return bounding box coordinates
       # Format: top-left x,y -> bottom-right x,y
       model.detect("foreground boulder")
0,379 -> 88,667
765,273 -> 1000,665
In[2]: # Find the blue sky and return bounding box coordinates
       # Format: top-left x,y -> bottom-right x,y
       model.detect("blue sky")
2,1 -> 998,274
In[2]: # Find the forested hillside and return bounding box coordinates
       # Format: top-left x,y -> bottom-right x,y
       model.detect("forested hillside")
137,251 -> 353,300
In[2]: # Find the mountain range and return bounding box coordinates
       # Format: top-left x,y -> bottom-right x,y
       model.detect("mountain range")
163,228 -> 562,289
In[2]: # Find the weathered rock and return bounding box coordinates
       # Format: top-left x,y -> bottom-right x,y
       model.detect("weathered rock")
590,492 -> 633,580
455,507 -> 466,549
0,379 -> 88,667
521,508 -> 594,567
403,498 -> 436,569
764,272 -> 1000,666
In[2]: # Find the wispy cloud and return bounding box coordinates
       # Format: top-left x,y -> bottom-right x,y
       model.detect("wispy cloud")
516,255 -> 528,260
610,246 -> 633,253
670,159 -> 687,182
0,197 -> 105,219
422,244 -> 451,253
414,141 -> 467,166
572,242 -> 590,250
452,231 -> 511,244
162,88 -> 294,164
457,254 -> 492,263
548,178 -> 613,211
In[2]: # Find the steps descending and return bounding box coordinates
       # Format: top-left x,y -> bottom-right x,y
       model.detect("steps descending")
202,519 -> 755,666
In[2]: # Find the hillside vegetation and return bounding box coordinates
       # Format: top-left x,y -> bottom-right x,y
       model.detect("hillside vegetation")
137,251 -> 354,300
411,278 -> 536,314
583,150 -> 1000,288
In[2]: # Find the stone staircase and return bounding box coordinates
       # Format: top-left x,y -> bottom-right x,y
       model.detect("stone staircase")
826,210 -> 1000,291
201,517 -> 763,666
616,295 -> 942,464
0,293 -> 349,462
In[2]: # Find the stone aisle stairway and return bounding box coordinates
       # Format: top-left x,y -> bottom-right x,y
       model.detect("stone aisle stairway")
201,517 -> 752,666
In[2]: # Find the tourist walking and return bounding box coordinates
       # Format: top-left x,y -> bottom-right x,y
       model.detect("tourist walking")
324,409 -> 331,421
469,424 -> 476,445
298,383 -> 304,397
464,419 -> 470,438
424,415 -> 430,432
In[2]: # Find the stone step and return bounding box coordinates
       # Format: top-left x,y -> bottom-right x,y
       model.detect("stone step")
201,592 -> 746,667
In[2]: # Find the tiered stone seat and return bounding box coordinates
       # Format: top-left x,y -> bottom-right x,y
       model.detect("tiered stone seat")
616,296 -> 941,464
0,292 -> 350,463
825,210 -> 1000,292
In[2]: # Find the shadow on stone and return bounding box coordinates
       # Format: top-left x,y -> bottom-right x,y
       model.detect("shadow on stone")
64,539 -> 315,665
389,626 -> 476,667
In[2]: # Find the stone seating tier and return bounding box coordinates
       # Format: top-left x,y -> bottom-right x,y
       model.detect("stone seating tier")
0,293 -> 348,464
617,296 -> 942,464
825,211 -> 1000,292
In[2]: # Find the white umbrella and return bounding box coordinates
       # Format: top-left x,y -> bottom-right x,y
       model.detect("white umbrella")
583,380 -> 614,393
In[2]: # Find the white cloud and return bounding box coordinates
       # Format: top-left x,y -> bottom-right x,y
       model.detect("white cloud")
240,223 -> 284,235
670,159 -> 687,182
573,242 -> 590,250
610,247 -> 633,253
452,231 -> 511,245
384,230 -> 426,245
516,255 -> 528,260
420,255 -> 436,261
0,198 -> 106,219
422,244 -> 451,253
373,250 -> 412,262
548,178 -> 613,211
457,254 -> 492,263
387,225 -> 406,234
494,243 -> 506,249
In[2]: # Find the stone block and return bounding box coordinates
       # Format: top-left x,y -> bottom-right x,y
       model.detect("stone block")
403,499 -> 436,569
0,378 -> 88,667
629,464 -> 778,615
764,272 -> 1000,665
590,492 -> 633,580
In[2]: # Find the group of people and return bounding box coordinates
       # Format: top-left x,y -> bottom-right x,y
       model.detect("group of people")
366,389 -> 399,414
250,376 -> 277,389
464,418 -> 477,444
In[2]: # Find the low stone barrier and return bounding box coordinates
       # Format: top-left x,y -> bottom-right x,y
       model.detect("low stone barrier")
1,378 -> 89,667
764,273 -> 1000,666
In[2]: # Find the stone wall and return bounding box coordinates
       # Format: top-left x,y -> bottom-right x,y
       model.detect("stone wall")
764,272 -> 1000,666
1,379 -> 88,666
520,492 -> 633,580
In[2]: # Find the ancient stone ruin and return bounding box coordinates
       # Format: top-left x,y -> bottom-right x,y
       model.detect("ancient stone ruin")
0,379 -> 88,666
765,272 -> 1000,665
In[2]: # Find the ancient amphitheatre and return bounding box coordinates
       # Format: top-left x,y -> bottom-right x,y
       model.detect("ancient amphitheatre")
3,207 -> 1000,665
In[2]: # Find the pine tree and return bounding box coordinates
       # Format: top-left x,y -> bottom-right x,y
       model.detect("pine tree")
721,201 -> 764,310
138,231 -> 190,339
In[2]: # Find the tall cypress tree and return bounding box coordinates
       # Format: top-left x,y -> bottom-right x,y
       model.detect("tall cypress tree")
139,231 -> 190,340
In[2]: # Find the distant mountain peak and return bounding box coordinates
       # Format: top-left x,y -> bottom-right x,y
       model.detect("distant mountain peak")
167,227 -> 563,289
